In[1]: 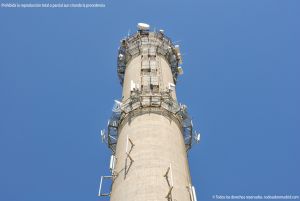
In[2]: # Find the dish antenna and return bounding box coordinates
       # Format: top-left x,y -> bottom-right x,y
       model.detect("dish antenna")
137,23 -> 150,31
112,100 -> 122,113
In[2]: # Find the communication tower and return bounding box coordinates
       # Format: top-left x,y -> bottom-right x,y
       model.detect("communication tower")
99,23 -> 200,201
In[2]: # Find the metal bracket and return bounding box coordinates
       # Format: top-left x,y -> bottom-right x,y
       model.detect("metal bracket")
107,117 -> 120,154
164,163 -> 174,200
98,176 -> 112,197
124,135 -> 135,179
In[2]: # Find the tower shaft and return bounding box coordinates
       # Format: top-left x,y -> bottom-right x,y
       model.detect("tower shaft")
101,24 -> 198,201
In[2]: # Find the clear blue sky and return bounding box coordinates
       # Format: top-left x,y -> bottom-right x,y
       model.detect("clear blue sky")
0,0 -> 299,200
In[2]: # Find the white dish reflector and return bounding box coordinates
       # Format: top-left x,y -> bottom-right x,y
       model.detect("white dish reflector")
137,23 -> 150,31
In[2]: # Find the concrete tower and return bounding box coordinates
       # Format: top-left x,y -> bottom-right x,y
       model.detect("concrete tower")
99,23 -> 199,201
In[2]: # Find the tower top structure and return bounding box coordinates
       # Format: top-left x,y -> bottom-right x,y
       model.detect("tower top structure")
117,23 -> 183,85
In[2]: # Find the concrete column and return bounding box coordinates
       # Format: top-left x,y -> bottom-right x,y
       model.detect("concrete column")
111,53 -> 192,201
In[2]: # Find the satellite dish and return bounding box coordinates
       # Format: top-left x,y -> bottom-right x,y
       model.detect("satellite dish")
112,100 -> 122,113
178,66 -> 184,75
118,53 -> 124,60
114,100 -> 122,105
137,23 -> 150,31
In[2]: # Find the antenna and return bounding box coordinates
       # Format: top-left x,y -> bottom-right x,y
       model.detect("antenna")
127,29 -> 131,37
118,53 -> 124,60
137,23 -> 150,31
100,129 -> 106,143
173,40 -> 181,44
192,186 -> 198,201
109,155 -> 116,171
193,131 -> 201,144
168,83 -> 176,91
